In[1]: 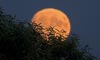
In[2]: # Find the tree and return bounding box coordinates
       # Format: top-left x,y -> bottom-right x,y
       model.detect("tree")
0,7 -> 97,60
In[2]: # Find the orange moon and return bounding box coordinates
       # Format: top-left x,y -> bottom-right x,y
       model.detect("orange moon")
31,8 -> 71,41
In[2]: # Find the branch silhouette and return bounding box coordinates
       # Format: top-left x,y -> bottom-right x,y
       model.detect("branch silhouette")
0,7 -> 97,60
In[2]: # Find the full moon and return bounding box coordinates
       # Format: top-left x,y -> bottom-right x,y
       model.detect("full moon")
31,8 -> 71,41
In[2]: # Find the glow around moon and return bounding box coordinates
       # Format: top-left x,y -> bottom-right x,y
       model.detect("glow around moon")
31,8 -> 71,41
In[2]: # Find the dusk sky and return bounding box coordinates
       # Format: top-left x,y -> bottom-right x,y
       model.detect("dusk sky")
0,0 -> 99,58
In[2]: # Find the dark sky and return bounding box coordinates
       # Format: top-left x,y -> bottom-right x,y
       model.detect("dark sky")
0,0 -> 100,58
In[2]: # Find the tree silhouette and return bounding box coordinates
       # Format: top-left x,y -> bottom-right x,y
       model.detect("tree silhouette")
0,7 -> 97,60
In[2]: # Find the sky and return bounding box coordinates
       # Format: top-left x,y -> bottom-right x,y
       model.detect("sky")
0,0 -> 100,58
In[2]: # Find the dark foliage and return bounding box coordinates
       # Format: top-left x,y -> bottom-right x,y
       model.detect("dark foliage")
0,8 -> 97,60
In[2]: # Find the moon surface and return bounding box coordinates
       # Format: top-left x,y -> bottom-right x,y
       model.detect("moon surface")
31,8 -> 71,41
